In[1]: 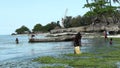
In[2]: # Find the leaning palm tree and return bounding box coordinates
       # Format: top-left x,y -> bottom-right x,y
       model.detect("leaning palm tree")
109,0 -> 120,6
113,0 -> 120,3
86,0 -> 89,4
109,0 -> 112,6
111,0 -> 120,24
86,0 -> 93,11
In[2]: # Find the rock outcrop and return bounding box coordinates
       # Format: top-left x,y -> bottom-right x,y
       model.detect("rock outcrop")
29,35 -> 74,43
50,24 -> 120,34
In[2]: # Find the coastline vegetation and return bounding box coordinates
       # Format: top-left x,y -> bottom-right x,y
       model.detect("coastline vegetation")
6,0 -> 120,68
13,0 -> 120,68
15,0 -> 120,34
15,25 -> 31,34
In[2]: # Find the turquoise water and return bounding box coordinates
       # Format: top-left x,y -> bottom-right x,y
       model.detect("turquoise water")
0,34 -> 113,68
0,34 -> 112,61
0,34 -> 75,61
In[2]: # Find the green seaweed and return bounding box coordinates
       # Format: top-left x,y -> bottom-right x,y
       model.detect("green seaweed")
41,66 -> 65,68
33,38 -> 120,68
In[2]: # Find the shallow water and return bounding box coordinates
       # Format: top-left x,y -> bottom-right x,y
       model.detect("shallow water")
0,34 -> 113,68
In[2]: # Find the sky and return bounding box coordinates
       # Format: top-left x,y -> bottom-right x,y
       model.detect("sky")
0,0 -> 90,35
0,0 -> 119,35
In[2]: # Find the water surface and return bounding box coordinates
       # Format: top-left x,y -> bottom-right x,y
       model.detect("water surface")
0,34 -> 113,67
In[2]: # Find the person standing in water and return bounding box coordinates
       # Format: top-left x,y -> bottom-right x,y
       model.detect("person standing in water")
109,38 -> 113,45
104,30 -> 108,40
16,38 -> 19,44
73,32 -> 82,54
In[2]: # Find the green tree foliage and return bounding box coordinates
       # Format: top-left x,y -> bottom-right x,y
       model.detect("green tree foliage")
84,0 -> 120,24
71,16 -> 82,27
63,16 -> 72,28
15,0 -> 120,33
15,25 -> 30,34
85,0 -> 120,15
32,24 -> 43,32
62,15 -> 92,28
31,21 -> 61,33
62,0 -> 120,28
56,21 -> 61,27
44,22 -> 58,31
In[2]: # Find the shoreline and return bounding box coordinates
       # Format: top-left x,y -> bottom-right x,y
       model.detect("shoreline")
11,32 -> 120,39
107,35 -> 120,38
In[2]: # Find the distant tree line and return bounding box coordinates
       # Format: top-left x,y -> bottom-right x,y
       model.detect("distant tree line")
15,25 -> 31,34
15,0 -> 120,34
63,15 -> 92,28
32,21 -> 61,33
63,0 -> 120,28
15,21 -> 61,34
15,15 -> 93,34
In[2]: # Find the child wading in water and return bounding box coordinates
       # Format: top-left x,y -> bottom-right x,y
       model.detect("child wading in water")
109,38 -> 112,45
104,30 -> 108,40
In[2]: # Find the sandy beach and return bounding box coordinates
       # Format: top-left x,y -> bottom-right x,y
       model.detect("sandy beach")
107,34 -> 120,38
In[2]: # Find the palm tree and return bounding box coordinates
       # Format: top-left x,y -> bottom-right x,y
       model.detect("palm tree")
109,0 -> 112,6
108,0 -> 120,6
86,0 -> 92,11
86,0 -> 89,4
111,0 -> 120,24
113,0 -> 120,3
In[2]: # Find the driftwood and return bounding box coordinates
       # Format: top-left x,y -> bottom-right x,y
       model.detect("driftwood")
29,36 -> 74,43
